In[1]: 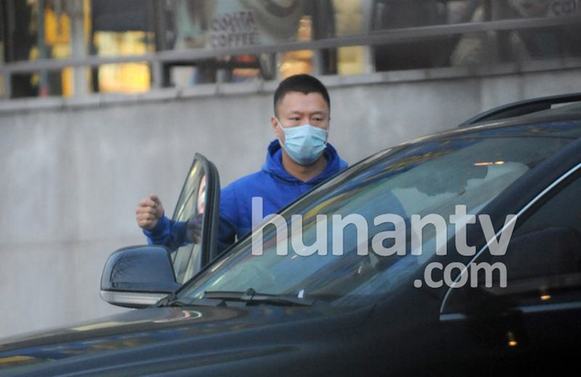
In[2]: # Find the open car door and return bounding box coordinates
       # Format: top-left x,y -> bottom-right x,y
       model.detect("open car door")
170,153 -> 221,284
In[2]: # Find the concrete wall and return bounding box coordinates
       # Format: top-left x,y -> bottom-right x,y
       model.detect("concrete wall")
1,62 -> 580,339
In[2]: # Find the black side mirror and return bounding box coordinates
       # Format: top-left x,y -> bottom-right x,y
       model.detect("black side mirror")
100,245 -> 180,308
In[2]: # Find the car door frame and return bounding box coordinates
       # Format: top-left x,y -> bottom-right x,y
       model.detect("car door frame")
171,152 -> 221,276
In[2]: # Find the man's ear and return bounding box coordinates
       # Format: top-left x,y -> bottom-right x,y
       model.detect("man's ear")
270,116 -> 278,131
271,116 -> 284,143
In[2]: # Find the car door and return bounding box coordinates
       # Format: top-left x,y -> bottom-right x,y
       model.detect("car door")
169,153 -> 220,285
439,165 -> 581,376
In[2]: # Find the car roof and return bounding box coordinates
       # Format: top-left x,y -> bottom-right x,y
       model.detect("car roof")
367,110 -> 581,165
458,92 -> 581,128
407,113 -> 581,151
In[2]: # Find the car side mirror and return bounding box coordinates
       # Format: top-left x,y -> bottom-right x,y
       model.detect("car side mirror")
100,245 -> 180,308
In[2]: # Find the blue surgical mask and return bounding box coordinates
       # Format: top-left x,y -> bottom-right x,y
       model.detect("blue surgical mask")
277,120 -> 328,166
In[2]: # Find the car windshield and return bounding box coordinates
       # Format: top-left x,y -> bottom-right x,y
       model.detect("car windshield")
178,123 -> 580,307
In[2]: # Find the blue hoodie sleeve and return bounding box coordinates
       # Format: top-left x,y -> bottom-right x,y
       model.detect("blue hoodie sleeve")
144,185 -> 240,253
143,215 -> 187,251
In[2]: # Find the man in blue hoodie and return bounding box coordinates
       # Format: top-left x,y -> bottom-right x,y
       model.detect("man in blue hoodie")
136,74 -> 348,250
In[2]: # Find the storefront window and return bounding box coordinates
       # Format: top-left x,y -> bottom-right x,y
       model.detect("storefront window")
44,1 -> 72,60
93,32 -> 153,93
2,0 -> 39,97
0,2 -> 5,65
279,15 -> 315,78
371,0 -> 456,71
90,0 -> 155,94
332,0 -> 369,75
491,0 -> 581,62
168,0 -> 309,84
370,0 -> 581,71
173,0 -> 304,50
2,0 -> 581,99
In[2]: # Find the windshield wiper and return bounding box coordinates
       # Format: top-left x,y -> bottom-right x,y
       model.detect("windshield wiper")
203,288 -> 314,307
156,293 -> 187,307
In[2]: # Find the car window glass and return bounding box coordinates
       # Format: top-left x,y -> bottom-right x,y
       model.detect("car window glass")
179,125 -> 579,307
444,170 -> 581,313
171,162 -> 208,285
498,173 -> 581,292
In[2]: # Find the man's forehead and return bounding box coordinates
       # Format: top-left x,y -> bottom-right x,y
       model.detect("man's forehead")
277,91 -> 329,112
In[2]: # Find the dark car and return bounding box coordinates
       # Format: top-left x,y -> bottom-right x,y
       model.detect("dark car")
1,94 -> 580,376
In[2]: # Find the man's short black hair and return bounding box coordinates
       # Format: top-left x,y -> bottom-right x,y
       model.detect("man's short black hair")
273,74 -> 330,115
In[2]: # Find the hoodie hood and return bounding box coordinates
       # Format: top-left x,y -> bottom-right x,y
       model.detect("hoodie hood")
262,140 -> 348,185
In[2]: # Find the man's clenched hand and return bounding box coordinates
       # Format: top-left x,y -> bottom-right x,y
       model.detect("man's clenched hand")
136,194 -> 165,230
